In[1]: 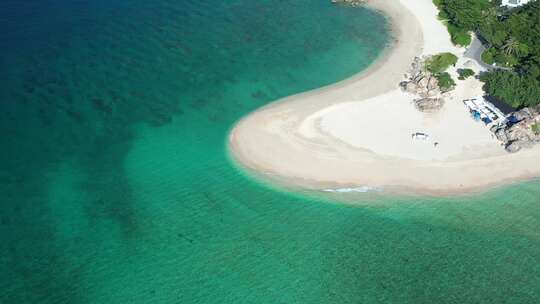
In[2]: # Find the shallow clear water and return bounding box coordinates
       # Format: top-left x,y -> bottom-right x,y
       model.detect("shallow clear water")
1,0 -> 539,303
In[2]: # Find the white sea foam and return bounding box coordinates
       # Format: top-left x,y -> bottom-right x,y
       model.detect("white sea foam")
323,186 -> 378,193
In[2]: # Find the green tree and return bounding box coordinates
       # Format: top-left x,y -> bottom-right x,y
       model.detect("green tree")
457,68 -> 475,80
436,72 -> 456,91
481,48 -> 495,65
502,37 -> 520,56
478,20 -> 507,46
435,0 -> 493,46
448,25 -> 471,46
425,53 -> 458,74
435,0 -> 540,107
440,0 -> 492,30
481,70 -> 540,108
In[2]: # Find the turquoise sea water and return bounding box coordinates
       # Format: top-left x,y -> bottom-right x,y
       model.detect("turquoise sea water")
1,0 -> 539,303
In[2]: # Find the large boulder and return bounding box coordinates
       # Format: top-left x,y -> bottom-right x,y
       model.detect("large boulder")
505,141 -> 522,153
493,127 -> 509,142
399,56 -> 448,112
491,107 -> 540,153
417,76 -> 429,89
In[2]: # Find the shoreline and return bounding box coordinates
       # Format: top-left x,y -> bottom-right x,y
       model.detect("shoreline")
227,0 -> 540,196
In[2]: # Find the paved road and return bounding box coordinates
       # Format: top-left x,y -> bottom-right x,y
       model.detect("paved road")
464,35 -> 512,72
463,36 -> 495,71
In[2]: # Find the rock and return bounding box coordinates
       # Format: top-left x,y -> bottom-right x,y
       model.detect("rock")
512,108 -> 533,121
399,56 -> 448,112
427,76 -> 439,91
418,77 -> 429,89
426,87 -> 441,97
494,127 -> 508,142
505,141 -> 522,153
491,105 -> 540,153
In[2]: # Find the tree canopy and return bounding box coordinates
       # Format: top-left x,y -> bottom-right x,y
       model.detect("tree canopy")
437,0 -> 492,31
425,53 -> 458,74
457,68 -> 475,80
435,0 -> 540,108
480,71 -> 540,108
434,0 -> 492,46
436,72 -> 456,91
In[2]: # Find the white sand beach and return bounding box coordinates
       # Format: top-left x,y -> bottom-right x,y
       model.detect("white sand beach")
228,0 -> 540,195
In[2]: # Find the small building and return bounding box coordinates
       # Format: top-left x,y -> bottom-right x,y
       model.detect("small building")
501,0 -> 532,8
463,96 -> 515,126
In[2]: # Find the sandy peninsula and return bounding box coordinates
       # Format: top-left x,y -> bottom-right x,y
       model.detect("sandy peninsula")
228,0 -> 540,195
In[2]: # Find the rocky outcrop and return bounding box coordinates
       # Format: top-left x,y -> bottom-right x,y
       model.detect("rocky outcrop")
400,57 -> 447,112
331,0 -> 366,7
490,106 -> 540,153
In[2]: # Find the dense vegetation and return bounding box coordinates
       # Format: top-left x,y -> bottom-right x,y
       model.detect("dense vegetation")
425,52 -> 458,73
457,68 -> 475,80
480,70 -> 540,108
434,0 -> 540,108
435,72 -> 456,91
433,0 -> 491,46
425,53 -> 458,91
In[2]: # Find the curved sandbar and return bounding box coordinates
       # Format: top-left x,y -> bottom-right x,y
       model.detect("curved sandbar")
228,0 -> 540,195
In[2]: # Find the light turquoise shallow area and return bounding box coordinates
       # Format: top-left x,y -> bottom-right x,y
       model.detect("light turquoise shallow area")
0,0 -> 539,303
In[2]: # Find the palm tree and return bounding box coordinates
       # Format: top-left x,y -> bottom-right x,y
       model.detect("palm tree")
482,7 -> 499,24
502,37 -> 520,56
